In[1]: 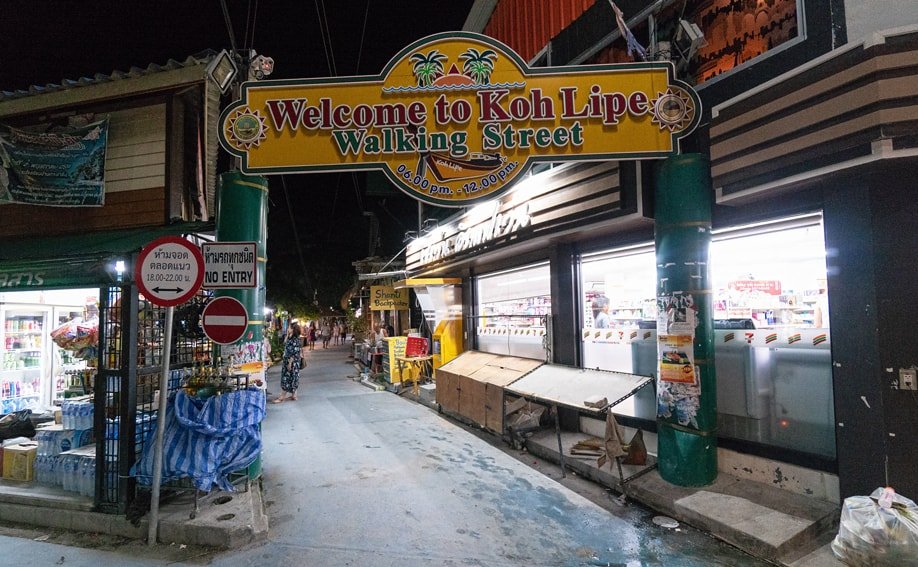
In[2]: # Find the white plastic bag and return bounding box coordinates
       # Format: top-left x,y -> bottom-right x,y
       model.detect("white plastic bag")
832,487 -> 918,566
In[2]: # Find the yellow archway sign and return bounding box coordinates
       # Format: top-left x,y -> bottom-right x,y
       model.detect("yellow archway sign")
220,32 -> 700,207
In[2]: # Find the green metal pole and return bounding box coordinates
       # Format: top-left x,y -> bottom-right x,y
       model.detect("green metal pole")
654,153 -> 717,487
215,171 -> 268,372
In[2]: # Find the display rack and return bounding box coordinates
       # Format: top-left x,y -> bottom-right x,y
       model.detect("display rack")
503,364 -> 656,499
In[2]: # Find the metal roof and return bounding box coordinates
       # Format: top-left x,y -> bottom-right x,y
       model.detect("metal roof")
0,50 -> 218,103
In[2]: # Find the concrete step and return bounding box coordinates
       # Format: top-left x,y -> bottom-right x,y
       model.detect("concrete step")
527,429 -> 839,565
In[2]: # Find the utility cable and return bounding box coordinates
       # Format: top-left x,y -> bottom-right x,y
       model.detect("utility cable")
219,0 -> 238,53
249,0 -> 260,50
355,0 -> 370,74
243,0 -> 252,51
281,176 -> 314,291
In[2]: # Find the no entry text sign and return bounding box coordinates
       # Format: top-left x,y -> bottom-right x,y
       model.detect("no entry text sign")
135,236 -> 205,307
202,296 -> 249,345
202,242 -> 258,289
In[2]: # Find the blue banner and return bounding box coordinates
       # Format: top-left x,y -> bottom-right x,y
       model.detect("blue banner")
0,119 -> 108,207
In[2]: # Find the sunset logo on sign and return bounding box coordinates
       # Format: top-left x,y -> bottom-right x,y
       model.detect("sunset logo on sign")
219,32 -> 701,207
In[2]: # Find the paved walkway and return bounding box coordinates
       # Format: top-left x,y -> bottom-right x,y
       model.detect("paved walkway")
0,340 -> 772,566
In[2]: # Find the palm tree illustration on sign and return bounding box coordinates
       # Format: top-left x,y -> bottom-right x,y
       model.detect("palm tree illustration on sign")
459,48 -> 498,84
409,50 -> 448,87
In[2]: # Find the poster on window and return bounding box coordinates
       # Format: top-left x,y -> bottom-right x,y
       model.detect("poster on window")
0,119 -> 109,207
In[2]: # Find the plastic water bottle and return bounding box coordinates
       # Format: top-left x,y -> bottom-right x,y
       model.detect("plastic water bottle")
77,402 -> 87,430
79,459 -> 89,496
84,459 -> 95,497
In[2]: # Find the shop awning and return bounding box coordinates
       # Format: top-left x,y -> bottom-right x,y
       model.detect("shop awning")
393,277 -> 462,289
0,221 -> 213,291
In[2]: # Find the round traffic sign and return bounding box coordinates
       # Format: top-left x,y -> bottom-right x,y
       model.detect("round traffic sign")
135,236 -> 205,307
201,296 -> 249,345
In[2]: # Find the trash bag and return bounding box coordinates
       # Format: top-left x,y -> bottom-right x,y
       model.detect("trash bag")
831,487 -> 918,566
0,409 -> 35,441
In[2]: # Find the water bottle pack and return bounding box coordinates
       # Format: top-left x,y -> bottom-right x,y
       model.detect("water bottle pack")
35,427 -> 93,456
33,453 -> 95,496
60,400 -> 94,430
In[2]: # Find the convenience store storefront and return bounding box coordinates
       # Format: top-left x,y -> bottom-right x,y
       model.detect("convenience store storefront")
0,223 -> 214,512
405,27 -> 918,502
407,162 -> 838,491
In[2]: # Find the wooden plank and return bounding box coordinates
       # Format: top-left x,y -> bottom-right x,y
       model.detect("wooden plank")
107,176 -> 166,193
458,374 -> 487,428
0,187 -> 165,237
106,140 -> 166,159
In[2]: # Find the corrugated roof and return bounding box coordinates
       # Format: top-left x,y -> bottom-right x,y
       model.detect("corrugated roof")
0,49 -> 219,103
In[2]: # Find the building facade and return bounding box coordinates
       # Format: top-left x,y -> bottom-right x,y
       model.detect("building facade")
404,1 -> 918,501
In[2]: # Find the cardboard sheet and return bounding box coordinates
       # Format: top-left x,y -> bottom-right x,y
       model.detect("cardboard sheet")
505,365 -> 653,412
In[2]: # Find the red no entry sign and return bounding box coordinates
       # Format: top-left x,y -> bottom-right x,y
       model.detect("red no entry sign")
135,236 -> 205,307
201,296 -> 249,345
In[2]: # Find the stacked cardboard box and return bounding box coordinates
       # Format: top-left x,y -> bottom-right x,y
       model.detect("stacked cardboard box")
435,351 -> 543,432
3,442 -> 38,481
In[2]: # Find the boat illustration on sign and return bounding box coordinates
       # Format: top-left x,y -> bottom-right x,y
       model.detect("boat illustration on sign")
424,152 -> 506,182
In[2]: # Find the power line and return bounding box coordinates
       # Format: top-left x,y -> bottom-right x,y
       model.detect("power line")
219,0 -> 238,53
281,176 -> 314,292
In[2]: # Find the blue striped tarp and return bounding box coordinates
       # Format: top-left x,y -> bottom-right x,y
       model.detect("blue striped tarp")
132,388 -> 265,492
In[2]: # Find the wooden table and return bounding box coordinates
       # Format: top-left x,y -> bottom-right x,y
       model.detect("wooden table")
395,355 -> 433,395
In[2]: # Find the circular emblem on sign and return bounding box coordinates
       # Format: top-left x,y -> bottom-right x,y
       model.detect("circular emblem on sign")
651,88 -> 696,132
225,108 -> 268,149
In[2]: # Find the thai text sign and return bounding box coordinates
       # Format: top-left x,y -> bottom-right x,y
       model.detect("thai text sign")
0,119 -> 109,207
219,32 -> 700,207
202,242 -> 258,289
370,286 -> 409,311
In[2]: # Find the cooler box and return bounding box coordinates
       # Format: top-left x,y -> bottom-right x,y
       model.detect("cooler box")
405,336 -> 429,358
3,442 -> 38,481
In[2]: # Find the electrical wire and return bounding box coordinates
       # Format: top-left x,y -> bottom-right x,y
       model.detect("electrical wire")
219,0 -> 238,53
243,0 -> 252,51
249,0 -> 260,50
355,0 -> 370,74
313,0 -> 337,76
281,176 -> 314,291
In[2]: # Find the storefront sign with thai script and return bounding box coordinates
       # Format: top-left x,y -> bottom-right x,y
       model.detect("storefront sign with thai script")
370,286 -> 409,310
219,32 -> 700,207
728,279 -> 782,295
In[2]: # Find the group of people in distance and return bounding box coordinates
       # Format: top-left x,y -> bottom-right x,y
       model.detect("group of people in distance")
273,318 -> 349,404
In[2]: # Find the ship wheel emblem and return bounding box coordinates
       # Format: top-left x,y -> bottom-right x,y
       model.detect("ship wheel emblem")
225,108 -> 268,149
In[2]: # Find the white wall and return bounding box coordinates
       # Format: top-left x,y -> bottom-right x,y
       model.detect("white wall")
844,1 -> 918,43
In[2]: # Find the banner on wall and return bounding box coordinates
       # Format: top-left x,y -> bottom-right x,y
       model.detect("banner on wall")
0,119 -> 109,207
219,32 -> 700,207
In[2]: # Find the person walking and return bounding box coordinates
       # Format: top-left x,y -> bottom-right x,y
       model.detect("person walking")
274,322 -> 304,403
321,320 -> 332,349
332,321 -> 340,346
307,322 -> 317,351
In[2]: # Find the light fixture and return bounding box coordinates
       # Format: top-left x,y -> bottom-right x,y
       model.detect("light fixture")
673,19 -> 706,63
250,54 -> 275,80
421,218 -> 439,234
263,307 -> 274,315
205,49 -> 239,94
114,260 -> 126,275
403,230 -> 418,242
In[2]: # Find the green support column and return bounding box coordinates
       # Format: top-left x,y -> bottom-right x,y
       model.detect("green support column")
215,171 -> 268,372
654,153 -> 717,487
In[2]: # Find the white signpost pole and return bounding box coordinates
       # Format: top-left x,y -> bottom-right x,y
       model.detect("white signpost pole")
148,305 -> 174,545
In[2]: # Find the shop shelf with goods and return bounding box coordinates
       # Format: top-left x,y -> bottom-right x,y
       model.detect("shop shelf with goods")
0,311 -> 48,412
480,295 -> 551,331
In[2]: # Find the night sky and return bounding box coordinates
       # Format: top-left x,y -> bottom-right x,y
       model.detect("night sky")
0,0 -> 476,313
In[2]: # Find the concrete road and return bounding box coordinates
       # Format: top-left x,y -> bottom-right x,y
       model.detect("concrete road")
0,341 -> 769,566
221,342 -> 767,567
